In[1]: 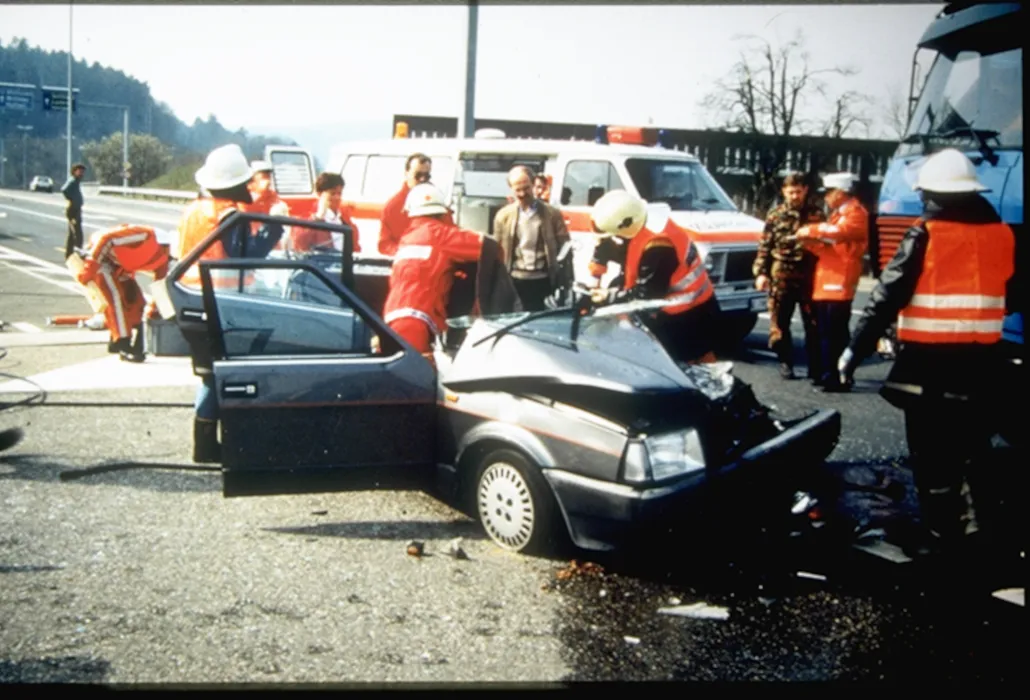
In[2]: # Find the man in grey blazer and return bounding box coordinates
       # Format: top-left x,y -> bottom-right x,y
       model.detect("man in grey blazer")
492,166 -> 574,311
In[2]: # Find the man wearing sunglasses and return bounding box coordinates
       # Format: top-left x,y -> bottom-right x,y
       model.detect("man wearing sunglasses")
379,153 -> 453,256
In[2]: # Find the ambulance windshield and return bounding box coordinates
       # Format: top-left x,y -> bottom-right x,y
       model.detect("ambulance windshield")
624,159 -> 737,212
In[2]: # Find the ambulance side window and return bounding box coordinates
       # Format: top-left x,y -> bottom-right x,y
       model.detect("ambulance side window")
563,161 -> 624,206
362,156 -> 408,200
341,155 -> 367,195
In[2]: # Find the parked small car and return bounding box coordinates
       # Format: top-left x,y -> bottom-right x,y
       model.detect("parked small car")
29,176 -> 54,193
157,212 -> 842,555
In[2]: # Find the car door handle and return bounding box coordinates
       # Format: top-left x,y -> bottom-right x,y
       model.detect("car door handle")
222,383 -> 258,398
182,308 -> 207,322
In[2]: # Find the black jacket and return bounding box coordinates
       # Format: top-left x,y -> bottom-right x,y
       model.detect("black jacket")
849,193 -> 1012,406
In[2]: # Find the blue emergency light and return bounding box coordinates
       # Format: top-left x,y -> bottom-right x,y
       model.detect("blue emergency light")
595,124 -> 608,144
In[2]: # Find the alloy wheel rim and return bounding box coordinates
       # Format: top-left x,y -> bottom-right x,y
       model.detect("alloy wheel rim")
478,462 -> 535,550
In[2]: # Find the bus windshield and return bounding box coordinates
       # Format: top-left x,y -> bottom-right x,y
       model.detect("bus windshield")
900,46 -> 1022,157
624,158 -> 738,212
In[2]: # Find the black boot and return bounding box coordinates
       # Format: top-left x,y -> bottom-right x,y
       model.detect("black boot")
120,325 -> 146,363
193,418 -> 221,464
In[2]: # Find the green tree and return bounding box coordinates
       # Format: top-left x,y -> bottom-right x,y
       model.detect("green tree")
80,132 -> 173,185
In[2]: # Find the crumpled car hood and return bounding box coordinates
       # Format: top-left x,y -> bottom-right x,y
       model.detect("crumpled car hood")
442,312 -> 721,396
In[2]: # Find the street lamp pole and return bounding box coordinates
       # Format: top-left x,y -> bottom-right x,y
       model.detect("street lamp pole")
458,0 -> 478,138
17,125 -> 33,188
67,2 -> 74,176
123,107 -> 129,186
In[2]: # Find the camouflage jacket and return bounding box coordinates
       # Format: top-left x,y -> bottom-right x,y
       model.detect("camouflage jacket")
752,202 -> 825,279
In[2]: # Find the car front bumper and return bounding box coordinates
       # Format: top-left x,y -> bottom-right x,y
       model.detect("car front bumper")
542,408 -> 841,551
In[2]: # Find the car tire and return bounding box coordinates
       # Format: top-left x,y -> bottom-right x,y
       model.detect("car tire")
473,448 -> 561,555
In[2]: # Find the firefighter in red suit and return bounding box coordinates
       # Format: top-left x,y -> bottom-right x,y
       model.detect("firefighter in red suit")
75,224 -> 170,363
382,184 -> 486,358
379,153 -> 453,257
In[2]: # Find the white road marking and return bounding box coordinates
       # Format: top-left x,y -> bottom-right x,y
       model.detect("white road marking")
0,203 -> 104,230
9,322 -> 42,333
0,260 -> 82,295
84,214 -> 119,222
0,190 -> 183,223
0,354 -> 198,394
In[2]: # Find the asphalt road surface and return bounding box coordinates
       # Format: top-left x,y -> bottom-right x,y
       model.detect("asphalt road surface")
0,188 -> 1023,684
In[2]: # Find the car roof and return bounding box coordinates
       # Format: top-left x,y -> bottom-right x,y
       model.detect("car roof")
328,136 -> 701,163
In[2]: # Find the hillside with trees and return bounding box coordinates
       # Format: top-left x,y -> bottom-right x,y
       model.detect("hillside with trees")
0,37 -> 296,189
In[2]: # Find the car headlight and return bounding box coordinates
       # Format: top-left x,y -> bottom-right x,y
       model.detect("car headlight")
632,428 -> 705,482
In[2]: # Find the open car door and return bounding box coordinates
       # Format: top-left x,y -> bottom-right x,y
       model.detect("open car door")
265,145 -> 318,220
163,211 -> 437,497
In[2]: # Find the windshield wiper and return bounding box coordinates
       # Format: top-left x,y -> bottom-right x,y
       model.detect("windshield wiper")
936,125 -> 1000,165
471,305 -> 580,347
903,126 -> 1001,164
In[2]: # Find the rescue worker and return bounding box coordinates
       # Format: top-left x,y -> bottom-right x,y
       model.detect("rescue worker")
795,172 -> 869,391
175,144 -> 285,463
586,190 -> 720,364
244,160 -> 289,217
533,174 -> 552,202
290,172 -> 361,254
378,154 -> 453,256
753,173 -> 825,379
838,149 -> 1015,558
74,224 -> 170,363
382,183 -> 488,358
62,163 -> 86,259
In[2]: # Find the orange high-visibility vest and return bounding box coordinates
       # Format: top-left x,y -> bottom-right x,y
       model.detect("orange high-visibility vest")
896,218 -> 1014,344
176,197 -> 243,289
624,225 -> 714,315
808,197 -> 869,302
87,224 -> 168,276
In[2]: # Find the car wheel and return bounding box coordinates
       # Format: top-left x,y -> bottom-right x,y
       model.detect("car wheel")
474,448 -> 560,555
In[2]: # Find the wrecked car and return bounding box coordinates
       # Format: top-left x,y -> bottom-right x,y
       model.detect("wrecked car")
156,212 -> 841,555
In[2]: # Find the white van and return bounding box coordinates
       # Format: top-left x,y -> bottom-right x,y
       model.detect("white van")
266,126 -> 767,344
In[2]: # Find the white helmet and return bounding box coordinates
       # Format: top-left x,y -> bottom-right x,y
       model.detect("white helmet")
820,172 -> 856,193
250,160 -> 273,174
405,183 -> 450,217
915,148 -> 990,193
195,144 -> 253,191
590,190 -> 648,239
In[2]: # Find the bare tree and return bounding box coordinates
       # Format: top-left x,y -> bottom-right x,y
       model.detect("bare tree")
822,90 -> 874,139
881,83 -> 911,142
701,29 -> 867,217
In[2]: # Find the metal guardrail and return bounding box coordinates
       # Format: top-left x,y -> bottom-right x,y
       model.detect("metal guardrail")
96,185 -> 196,202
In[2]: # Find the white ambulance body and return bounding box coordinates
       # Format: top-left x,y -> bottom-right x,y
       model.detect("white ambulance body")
268,127 -> 767,343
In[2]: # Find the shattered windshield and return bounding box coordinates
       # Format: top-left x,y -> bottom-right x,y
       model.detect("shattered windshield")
899,46 -> 1022,157
624,158 -> 737,212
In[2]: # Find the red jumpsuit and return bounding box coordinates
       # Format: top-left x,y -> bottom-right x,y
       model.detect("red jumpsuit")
382,217 -> 484,354
379,184 -> 453,256
77,224 -> 169,345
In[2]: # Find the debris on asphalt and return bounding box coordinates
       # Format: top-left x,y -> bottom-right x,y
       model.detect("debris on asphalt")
656,602 -> 730,620
406,541 -> 425,558
311,510 -> 328,516
623,636 -> 641,645
796,571 -> 828,582
447,538 -> 469,560
991,588 -> 1024,607
667,597 -> 682,606
555,560 -> 604,581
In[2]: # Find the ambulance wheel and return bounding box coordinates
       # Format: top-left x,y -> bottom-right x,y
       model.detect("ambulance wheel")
719,313 -> 759,349
474,448 -> 561,555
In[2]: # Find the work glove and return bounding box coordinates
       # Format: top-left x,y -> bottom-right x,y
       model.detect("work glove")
77,258 -> 100,285
837,347 -> 856,385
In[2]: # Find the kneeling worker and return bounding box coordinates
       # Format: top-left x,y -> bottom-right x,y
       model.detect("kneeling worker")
382,184 -> 490,358
73,224 -> 170,363
587,190 -> 720,364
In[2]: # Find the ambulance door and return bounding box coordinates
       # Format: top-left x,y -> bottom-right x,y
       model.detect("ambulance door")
552,154 -> 629,287
265,145 -> 318,220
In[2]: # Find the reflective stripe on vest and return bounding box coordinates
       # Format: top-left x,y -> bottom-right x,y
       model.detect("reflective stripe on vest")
624,228 -> 714,315
384,308 -> 441,337
896,218 -> 1014,344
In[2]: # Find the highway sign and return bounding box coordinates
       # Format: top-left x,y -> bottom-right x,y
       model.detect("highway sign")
0,82 -> 35,111
42,86 -> 79,112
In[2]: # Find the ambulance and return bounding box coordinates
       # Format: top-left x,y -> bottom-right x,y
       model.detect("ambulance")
263,125 -> 769,345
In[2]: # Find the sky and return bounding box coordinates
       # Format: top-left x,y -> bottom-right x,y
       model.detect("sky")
1,2 -> 944,153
